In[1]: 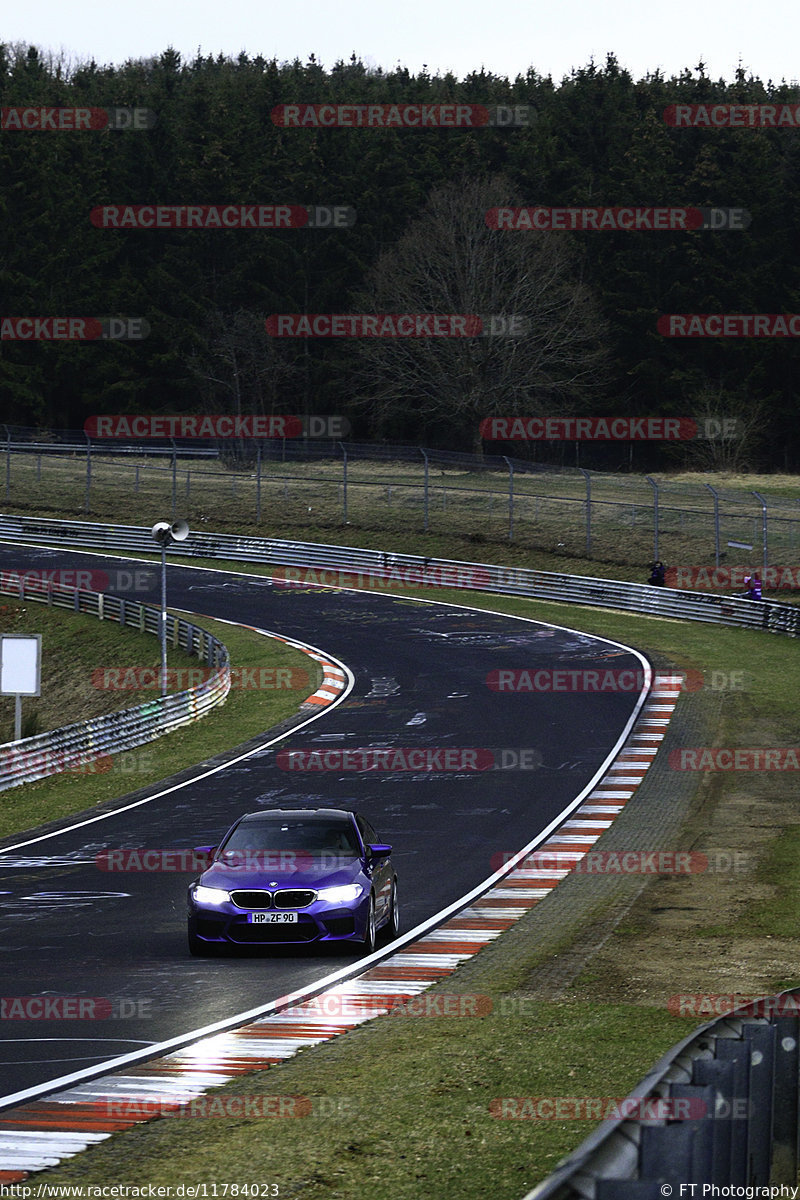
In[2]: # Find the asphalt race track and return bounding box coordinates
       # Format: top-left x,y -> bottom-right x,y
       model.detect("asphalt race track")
0,544 -> 647,1104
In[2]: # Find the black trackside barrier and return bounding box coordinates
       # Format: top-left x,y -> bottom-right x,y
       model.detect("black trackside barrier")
524,993 -> 800,1199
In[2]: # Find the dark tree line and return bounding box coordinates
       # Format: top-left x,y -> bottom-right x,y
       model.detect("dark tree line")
1,43 -> 799,469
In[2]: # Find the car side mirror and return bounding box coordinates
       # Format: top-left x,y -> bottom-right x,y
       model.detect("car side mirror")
193,845 -> 218,863
366,843 -> 392,859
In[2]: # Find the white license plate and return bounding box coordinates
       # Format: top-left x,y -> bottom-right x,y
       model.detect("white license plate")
249,911 -> 298,924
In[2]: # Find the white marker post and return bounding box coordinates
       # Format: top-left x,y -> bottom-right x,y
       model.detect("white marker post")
0,635 -> 42,740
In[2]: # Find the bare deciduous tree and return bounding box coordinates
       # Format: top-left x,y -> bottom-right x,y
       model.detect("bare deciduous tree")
679,382 -> 766,472
186,307 -> 298,462
350,175 -> 608,449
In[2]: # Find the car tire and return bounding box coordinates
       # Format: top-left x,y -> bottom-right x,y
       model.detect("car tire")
360,893 -> 377,955
383,879 -> 399,942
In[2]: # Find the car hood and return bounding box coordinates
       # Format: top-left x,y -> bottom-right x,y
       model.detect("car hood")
198,858 -> 364,892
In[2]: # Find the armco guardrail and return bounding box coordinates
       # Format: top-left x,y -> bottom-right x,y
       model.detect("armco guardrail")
0,573 -> 230,791
524,990 -> 800,1195
0,512 -> 798,638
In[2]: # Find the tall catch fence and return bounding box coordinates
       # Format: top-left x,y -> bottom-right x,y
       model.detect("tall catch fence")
3,424 -> 799,571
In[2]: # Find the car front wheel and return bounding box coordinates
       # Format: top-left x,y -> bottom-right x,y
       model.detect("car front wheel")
384,879 -> 399,942
360,893 -> 376,955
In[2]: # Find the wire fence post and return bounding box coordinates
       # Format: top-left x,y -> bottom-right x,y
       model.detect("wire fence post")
420,449 -> 429,531
256,442 -> 262,523
4,427 -> 9,502
171,440 -> 177,518
580,468 -> 592,556
503,456 -> 514,541
339,442 -> 348,523
705,482 -> 721,567
646,475 -> 659,561
84,433 -> 92,514
753,490 -> 769,576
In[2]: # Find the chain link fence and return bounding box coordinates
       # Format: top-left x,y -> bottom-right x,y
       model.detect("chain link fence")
3,424 -> 800,571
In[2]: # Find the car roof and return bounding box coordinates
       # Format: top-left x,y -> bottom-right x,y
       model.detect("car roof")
236,809 -> 357,823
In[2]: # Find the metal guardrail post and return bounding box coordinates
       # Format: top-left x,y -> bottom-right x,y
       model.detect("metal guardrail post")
339,442 -> 348,523
714,1038 -> 749,1182
770,1016 -> 799,1182
421,449 -> 429,532
84,433 -> 91,514
503,456 -> 514,541
705,482 -> 721,567
743,1023 -> 776,1183
752,490 -> 769,576
645,476 -> 659,561
256,442 -> 262,523
580,468 -> 591,556
692,1057 -> 736,1179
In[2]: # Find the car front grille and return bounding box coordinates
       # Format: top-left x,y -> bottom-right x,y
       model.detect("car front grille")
230,888 -> 316,909
230,890 -> 272,909
274,889 -> 316,909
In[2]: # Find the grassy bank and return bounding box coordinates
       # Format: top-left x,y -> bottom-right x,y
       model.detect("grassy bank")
0,609 -> 319,843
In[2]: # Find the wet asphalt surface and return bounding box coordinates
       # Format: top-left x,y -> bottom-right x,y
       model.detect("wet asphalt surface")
0,545 -> 646,1103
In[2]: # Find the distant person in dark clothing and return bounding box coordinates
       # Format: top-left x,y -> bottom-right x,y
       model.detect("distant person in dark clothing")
744,573 -> 762,600
648,561 -> 666,586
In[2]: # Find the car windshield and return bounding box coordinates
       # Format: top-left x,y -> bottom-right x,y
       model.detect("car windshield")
219,819 -> 360,856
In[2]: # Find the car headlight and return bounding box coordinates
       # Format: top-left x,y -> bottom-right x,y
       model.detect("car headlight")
316,883 -> 364,904
193,885 -> 231,905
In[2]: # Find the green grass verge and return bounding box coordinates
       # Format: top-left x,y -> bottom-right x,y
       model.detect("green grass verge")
0,598 -> 199,741
0,610 -> 320,843
35,1002 -> 695,1196
5,452 -> 800,572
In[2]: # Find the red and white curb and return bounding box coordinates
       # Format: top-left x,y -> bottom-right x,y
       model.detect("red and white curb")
0,674 -> 682,1179
178,613 -> 348,710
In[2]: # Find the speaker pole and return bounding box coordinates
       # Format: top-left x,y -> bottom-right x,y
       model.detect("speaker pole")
151,519 -> 190,699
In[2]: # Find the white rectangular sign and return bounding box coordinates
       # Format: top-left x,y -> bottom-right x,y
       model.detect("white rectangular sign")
0,635 -> 41,696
